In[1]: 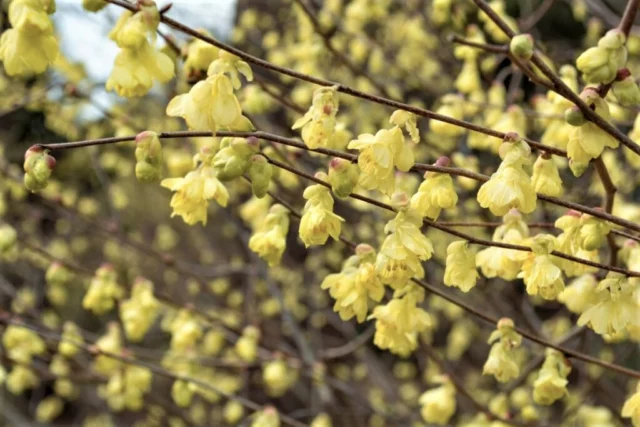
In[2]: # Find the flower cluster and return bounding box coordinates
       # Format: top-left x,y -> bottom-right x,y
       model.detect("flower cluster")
369,284 -> 433,356
483,318 -> 522,383
106,4 -> 175,97
119,277 -> 160,342
82,264 -> 124,315
292,86 -> 341,149
376,197 -> 434,289
477,133 -> 537,216
321,244 -> 385,322
0,0 -> 59,76
299,175 -> 344,247
248,204 -> 290,266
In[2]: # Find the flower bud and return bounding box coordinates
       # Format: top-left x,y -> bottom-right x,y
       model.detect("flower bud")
251,406 -> 280,427
171,380 -> 193,407
35,396 -> 64,423
327,158 -> 359,198
0,224 -> 17,254
223,400 -> 245,424
510,34 -> 534,60
564,105 -> 587,126
23,146 -> 55,192
248,155 -> 272,198
612,70 -> 640,107
82,0 -> 107,12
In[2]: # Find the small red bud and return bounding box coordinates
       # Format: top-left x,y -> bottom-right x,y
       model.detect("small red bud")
616,68 -> 632,81
45,155 -> 56,170
434,156 -> 451,167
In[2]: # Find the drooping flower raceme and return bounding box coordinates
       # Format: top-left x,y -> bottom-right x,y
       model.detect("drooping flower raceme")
476,209 -> 530,280
533,349 -> 571,405
622,382 -> 640,426
2,325 -> 46,364
483,318 -> 522,383
348,127 -> 413,196
558,274 -> 598,314
410,156 -> 458,220
576,29 -> 627,84
477,134 -> 537,216
376,198 -> 434,289
248,204 -> 290,267
106,5 -> 174,97
161,147 -> 230,226
554,211 -> 600,277
369,284 -> 433,356
0,0 -> 59,76
518,234 -> 565,300
531,154 -> 563,197
566,89 -> 619,177
292,86 -> 340,149
119,277 -> 160,342
578,272 -> 640,336
167,52 -> 253,132
444,240 -> 479,292
418,375 -> 456,425
321,244 -> 385,322
83,264 -> 124,315
299,175 -> 344,247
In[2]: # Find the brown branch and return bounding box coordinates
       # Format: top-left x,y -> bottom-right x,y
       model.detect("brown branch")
448,34 -> 509,54
520,0 -> 557,31
35,130 -> 640,235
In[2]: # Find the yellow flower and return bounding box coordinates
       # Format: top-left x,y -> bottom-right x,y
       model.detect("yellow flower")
444,240 -> 479,292
455,58 -> 481,94
554,211 -> 599,277
292,86 -> 339,149
533,349 -> 570,406
477,136 -> 537,216
369,285 -> 433,356
483,318 -> 522,383
183,29 -> 220,76
161,165 -> 229,226
2,325 -> 46,364
0,28 -> 58,76
518,235 -> 565,300
622,383 -> 640,426
299,181 -> 344,247
0,0 -> 59,76
578,272 -> 640,336
208,50 -> 254,90
531,155 -> 563,197
106,42 -> 174,97
567,91 -> 619,176
477,209 -> 530,280
376,206 -> 433,289
418,376 -> 456,425
429,95 -> 465,137
348,127 -> 406,196
321,244 -> 385,322
248,204 -> 289,266
83,264 -> 124,315
390,110 -> 419,143
410,159 -> 458,220
167,73 -> 243,131
576,29 -> 626,84
558,274 -> 598,313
